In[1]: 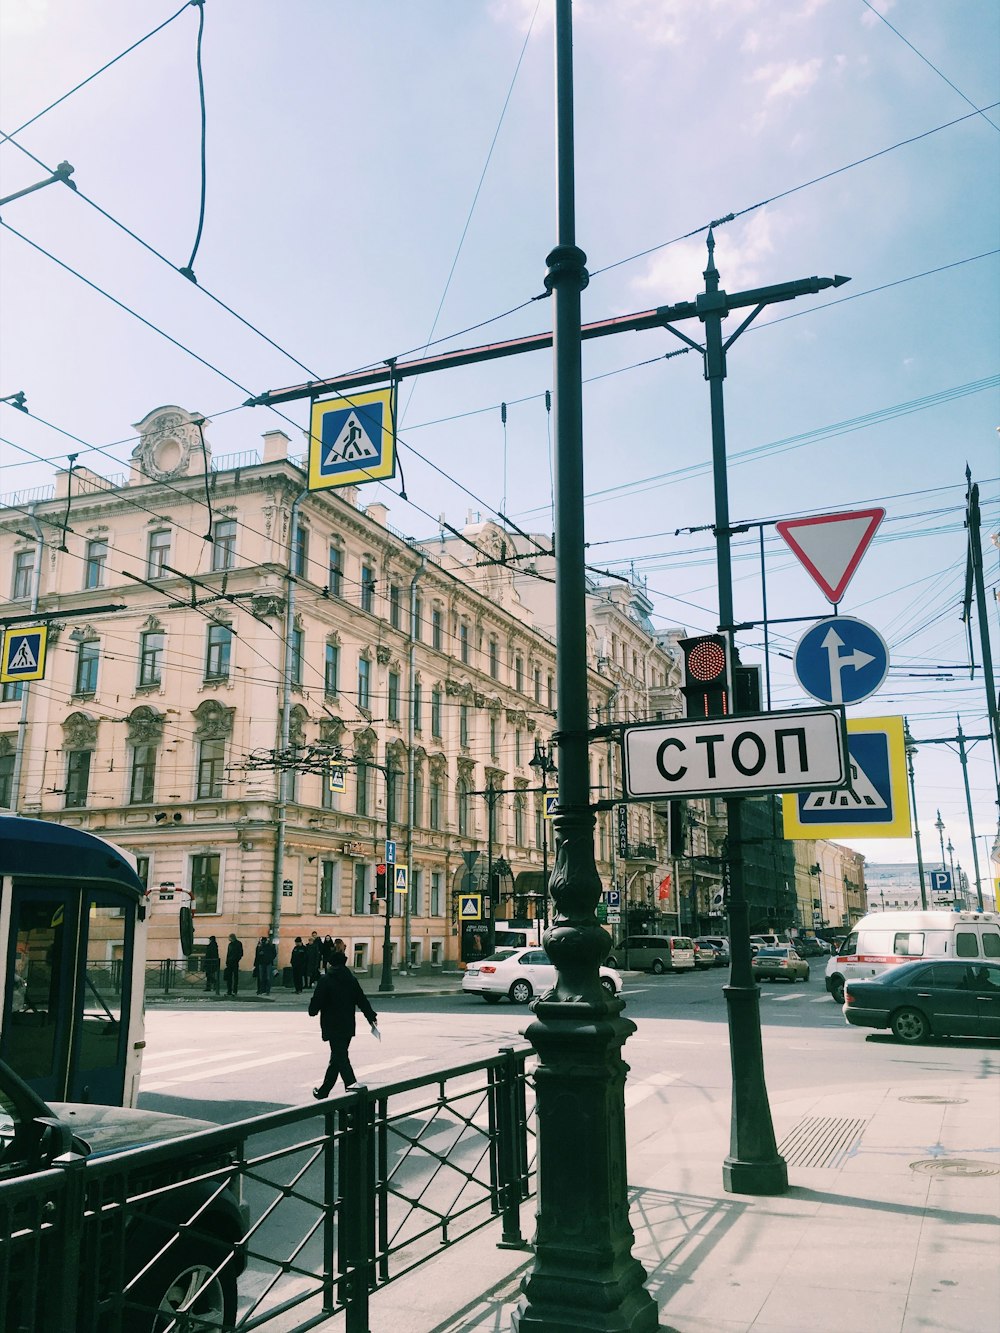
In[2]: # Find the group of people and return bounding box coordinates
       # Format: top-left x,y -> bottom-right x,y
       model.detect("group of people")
200,930 -> 376,1095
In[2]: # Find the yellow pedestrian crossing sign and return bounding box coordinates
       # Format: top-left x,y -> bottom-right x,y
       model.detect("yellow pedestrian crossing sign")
394,865 -> 408,894
460,894 -> 482,920
309,387 -> 396,491
327,765 -> 346,794
1,625 -> 48,682
544,795 -> 558,819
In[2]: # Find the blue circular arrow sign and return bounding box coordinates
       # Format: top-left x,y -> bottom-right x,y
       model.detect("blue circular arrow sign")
794,616 -> 889,706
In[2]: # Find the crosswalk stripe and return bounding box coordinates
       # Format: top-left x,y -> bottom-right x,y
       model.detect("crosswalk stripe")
143,1049 -> 253,1074
142,1049 -> 310,1091
812,996 -> 834,1003
625,1071 -> 681,1109
772,993 -> 807,1002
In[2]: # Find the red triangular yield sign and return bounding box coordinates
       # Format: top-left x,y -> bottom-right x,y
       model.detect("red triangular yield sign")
775,507 -> 885,604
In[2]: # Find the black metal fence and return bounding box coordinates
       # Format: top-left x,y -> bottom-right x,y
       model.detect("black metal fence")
0,1045 -> 535,1333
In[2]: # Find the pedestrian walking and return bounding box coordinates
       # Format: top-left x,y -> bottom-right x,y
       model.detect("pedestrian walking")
224,933 -> 243,996
255,936 -> 277,995
308,952 -> 378,1098
203,935 -> 221,993
305,931 -> 322,986
291,937 -> 308,994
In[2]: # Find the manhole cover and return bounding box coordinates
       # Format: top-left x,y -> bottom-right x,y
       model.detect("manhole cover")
909,1158 -> 999,1177
898,1095 -> 968,1105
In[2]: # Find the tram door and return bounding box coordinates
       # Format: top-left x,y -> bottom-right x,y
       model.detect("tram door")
1,879 -> 136,1105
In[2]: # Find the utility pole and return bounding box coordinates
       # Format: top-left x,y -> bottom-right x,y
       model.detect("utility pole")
908,719 -> 991,912
378,761 -> 396,993
904,720 -> 929,910
965,468 -> 1000,781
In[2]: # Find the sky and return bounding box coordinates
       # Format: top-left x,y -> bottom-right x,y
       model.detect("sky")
1,0 -> 998,894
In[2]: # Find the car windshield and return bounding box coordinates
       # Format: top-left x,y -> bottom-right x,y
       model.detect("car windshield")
757,948 -> 788,958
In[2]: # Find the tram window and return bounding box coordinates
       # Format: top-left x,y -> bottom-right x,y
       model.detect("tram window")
78,904 -> 127,1074
4,896 -> 68,1086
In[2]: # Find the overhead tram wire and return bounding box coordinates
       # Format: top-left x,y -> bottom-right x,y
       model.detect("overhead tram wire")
858,0 -> 1000,133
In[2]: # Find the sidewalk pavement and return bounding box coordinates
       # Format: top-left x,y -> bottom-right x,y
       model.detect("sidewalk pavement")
144,970 -> 466,1005
367,1065 -> 1000,1333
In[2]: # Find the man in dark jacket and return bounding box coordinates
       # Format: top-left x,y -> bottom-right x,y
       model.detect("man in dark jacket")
255,936 -> 277,995
308,952 -> 378,1097
203,935 -> 221,993
305,932 -> 322,986
224,934 -> 243,995
290,937 -> 308,994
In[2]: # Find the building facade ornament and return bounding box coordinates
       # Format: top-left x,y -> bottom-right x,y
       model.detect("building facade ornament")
376,645 -> 392,666
288,704 -> 309,747
319,717 -> 346,746
62,711 -> 99,749
250,595 -> 285,620
131,406 -> 209,481
193,698 -> 235,739
127,705 -> 164,744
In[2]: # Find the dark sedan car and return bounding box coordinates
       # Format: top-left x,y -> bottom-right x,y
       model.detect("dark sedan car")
844,960 -> 1000,1044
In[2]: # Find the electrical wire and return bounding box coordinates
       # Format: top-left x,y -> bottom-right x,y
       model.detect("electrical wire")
179,0 -> 208,282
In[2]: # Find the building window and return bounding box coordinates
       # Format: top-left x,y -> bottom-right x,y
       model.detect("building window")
459,705 -> 469,748
409,869 -> 422,918
413,770 -> 424,825
85,540 -> 108,590
64,750 -> 92,808
431,608 -> 443,650
327,544 -> 343,597
191,853 -> 220,913
457,779 -> 470,836
413,595 -> 423,641
75,640 -> 99,695
353,862 -> 370,914
515,654 -> 524,693
430,871 -> 443,916
412,680 -> 422,732
360,562 -> 376,613
514,794 -> 526,846
409,939 -> 422,968
196,738 -> 225,799
211,518 -> 236,571
319,861 -> 340,914
355,760 -> 369,816
547,673 -> 554,709
389,584 -> 401,630
459,621 -> 469,664
358,657 -> 370,711
431,687 -> 442,738
129,743 -> 156,803
147,529 -> 171,579
490,714 -> 498,759
292,525 -> 309,577
12,550 -> 35,600
138,631 -> 164,688
134,855 -> 150,891
0,751 -> 14,808
387,768 -> 400,825
2,682 -> 23,703
431,940 -> 444,966
324,642 -> 339,697
514,729 -> 522,767
388,670 -> 400,722
429,779 -> 441,830
205,624 -> 232,681
489,637 -> 499,679
290,626 -> 304,687
533,666 -> 542,703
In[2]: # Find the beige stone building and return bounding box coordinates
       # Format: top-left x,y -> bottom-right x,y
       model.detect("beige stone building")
0,406 -> 632,974
791,838 -> 867,934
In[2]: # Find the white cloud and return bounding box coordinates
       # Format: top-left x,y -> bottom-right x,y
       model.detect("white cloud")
752,57 -> 823,101
630,211 -> 784,304
861,0 -> 896,28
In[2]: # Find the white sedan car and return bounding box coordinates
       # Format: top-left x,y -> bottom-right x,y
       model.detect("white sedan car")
463,947 -> 624,1005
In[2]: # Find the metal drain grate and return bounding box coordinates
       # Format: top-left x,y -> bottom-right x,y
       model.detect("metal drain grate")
898,1095 -> 968,1105
778,1116 -> 868,1168
910,1158 -> 1000,1178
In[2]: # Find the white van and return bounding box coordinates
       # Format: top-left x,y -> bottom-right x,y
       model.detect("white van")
825,910 -> 1000,1002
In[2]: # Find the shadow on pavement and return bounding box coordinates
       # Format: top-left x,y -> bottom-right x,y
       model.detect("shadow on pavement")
628,1185 -> 747,1306
785,1185 -> 997,1226
865,1033 -> 1000,1052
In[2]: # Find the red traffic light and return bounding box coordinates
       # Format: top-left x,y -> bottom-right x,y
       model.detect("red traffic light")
686,637 -> 727,683
376,863 -> 386,876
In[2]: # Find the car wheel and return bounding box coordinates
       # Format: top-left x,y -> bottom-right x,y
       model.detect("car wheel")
509,979 -> 533,1004
830,977 -> 845,1004
803,968 -> 810,982
891,1007 -> 929,1045
127,1237 -> 237,1333
651,960 -> 665,976
600,976 -> 617,996
483,994 -> 502,1005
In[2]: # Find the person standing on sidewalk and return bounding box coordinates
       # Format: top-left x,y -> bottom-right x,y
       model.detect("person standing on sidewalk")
224,934 -> 243,996
255,936 -> 277,995
291,937 -> 308,994
305,932 -> 322,986
203,935 -> 221,993
309,952 -> 378,1098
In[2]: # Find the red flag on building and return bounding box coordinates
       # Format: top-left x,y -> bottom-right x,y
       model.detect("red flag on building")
657,873 -> 672,902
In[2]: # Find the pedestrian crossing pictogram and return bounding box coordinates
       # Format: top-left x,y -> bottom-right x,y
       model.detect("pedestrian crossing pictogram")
1,625 -> 48,682
782,716 -> 910,839
459,894 -> 482,920
308,387 -> 396,491
800,754 -> 887,812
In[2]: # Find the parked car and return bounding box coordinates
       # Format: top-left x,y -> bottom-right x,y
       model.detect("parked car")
695,936 -> 730,967
604,936 -> 696,974
0,1058 -> 247,1332
791,938 -> 825,959
844,959 -> 1000,1043
825,910 -> 1000,1004
751,946 -> 810,983
462,947 -> 623,1004
693,941 -> 717,970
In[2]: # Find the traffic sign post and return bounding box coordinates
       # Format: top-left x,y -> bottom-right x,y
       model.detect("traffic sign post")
782,715 -> 911,839
793,616 -> 889,706
622,707 -> 847,801
930,870 -> 953,901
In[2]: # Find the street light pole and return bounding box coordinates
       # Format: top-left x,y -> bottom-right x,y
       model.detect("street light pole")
379,761 -> 396,993
514,3 -> 658,1328
904,721 -> 929,911
530,739 -> 557,930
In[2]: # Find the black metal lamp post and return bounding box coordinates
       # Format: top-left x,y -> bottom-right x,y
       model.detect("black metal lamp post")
514,3 -> 659,1329
530,739 -> 557,929
378,761 -> 398,994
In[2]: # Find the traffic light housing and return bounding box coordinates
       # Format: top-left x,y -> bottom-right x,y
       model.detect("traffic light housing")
678,634 -> 731,719
375,863 -> 387,898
